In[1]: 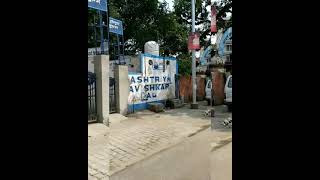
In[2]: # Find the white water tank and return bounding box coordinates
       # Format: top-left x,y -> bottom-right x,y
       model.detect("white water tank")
144,41 -> 159,56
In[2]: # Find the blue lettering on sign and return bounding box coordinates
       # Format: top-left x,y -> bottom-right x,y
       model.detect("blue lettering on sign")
134,85 -> 139,92
130,76 -> 135,83
130,83 -> 171,93
88,0 -> 107,12
143,76 -> 149,83
149,84 -> 155,91
155,77 -> 160,83
137,76 -> 142,83
141,92 -> 148,101
144,85 -> 149,91
163,77 -> 167,82
140,92 -> 158,101
129,74 -> 175,102
149,76 -> 155,82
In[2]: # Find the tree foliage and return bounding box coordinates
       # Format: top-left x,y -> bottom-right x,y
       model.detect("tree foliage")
177,53 -> 192,76
87,0 -> 232,75
174,0 -> 232,47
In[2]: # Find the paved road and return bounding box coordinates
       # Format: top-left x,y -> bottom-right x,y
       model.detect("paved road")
88,102 -> 232,180
210,142 -> 232,180
88,103 -> 212,179
109,129 -> 231,180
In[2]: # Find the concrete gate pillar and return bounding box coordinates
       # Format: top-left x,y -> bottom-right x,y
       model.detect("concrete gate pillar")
94,55 -> 109,126
115,65 -> 129,115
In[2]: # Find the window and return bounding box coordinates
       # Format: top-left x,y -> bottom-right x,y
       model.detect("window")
228,77 -> 232,88
226,55 -> 230,62
207,80 -> 212,89
226,44 -> 232,51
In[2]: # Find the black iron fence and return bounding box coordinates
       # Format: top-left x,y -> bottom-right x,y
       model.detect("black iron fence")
88,72 -> 97,122
109,77 -> 116,113
88,72 -> 117,123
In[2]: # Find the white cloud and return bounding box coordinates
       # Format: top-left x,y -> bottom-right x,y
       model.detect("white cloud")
159,0 -> 174,11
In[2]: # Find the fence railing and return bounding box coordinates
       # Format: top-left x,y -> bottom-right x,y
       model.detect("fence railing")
88,72 -> 97,122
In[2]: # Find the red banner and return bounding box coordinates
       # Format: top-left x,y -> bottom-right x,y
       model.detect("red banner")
211,6 -> 217,33
188,32 -> 200,50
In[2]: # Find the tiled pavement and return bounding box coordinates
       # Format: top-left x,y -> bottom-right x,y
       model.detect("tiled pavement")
88,124 -> 110,180
88,104 -> 230,179
107,118 -> 210,175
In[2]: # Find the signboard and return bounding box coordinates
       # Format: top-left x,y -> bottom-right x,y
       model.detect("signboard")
109,17 -> 123,35
211,6 -> 217,32
188,32 -> 200,50
88,0 -> 107,12
128,54 -> 177,108
128,74 -> 173,104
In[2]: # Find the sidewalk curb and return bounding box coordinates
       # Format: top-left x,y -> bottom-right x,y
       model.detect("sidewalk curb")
187,124 -> 211,137
210,136 -> 232,152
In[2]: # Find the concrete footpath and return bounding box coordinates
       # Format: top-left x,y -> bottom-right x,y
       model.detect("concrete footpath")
110,128 -> 231,180
88,102 -> 232,180
88,124 -> 110,179
210,142 -> 232,180
108,107 -> 211,175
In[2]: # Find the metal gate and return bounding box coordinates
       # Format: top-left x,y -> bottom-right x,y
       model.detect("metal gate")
109,77 -> 116,113
88,72 -> 97,123
175,74 -> 180,99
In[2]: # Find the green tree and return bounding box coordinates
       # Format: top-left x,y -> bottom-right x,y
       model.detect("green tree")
177,53 -> 192,76
173,0 -> 232,75
110,0 -> 161,54
88,0 -> 190,55
87,0 -> 231,75
173,0 -> 232,47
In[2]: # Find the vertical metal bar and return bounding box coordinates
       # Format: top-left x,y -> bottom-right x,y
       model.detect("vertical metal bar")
99,10 -> 104,54
88,83 -> 90,120
163,54 -> 165,72
89,81 -> 92,120
117,35 -> 120,64
114,44 -> 116,60
107,1 -> 110,55
89,82 -> 92,118
93,13 -> 98,54
94,76 -> 97,117
122,35 -> 125,56
191,0 -> 197,106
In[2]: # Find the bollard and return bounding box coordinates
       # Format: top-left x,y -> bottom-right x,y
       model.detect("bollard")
210,108 -> 215,130
211,116 -> 214,130
211,108 -> 215,117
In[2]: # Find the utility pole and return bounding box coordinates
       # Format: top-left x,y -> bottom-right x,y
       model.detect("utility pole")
191,0 -> 198,109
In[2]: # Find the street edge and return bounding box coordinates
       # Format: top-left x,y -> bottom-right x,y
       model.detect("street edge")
210,136 -> 232,152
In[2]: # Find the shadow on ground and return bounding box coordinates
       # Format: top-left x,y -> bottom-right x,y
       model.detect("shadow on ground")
127,101 -> 232,132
